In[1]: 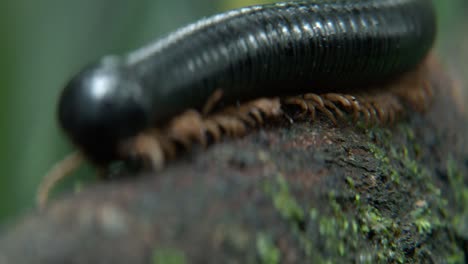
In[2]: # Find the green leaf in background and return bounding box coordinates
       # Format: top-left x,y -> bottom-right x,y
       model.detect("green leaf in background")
0,0 -> 216,224
219,0 -> 277,10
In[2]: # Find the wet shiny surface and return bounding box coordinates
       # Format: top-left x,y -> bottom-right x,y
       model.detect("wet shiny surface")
126,0 -> 436,123
59,0 -> 437,163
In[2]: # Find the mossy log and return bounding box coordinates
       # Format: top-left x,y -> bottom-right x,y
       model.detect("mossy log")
0,61 -> 466,263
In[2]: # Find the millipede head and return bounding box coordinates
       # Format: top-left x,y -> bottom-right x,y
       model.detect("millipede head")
58,56 -> 151,164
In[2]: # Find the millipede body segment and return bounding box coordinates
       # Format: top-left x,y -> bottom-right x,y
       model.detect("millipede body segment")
57,0 -> 436,166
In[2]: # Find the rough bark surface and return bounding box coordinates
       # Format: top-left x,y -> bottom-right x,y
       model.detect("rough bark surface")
0,62 -> 466,263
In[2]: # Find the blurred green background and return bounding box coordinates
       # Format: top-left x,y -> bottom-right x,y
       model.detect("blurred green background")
0,0 -> 466,225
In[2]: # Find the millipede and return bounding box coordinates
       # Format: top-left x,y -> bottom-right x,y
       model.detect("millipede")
37,0 -> 437,207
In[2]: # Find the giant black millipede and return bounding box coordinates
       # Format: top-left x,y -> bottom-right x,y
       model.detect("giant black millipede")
38,0 -> 437,207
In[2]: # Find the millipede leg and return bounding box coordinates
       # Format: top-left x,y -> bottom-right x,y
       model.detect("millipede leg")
167,110 -> 207,147
224,106 -> 258,127
303,93 -> 338,125
202,89 -> 224,115
282,96 -> 309,117
305,100 -> 317,121
323,100 -> 345,120
203,119 -> 223,142
129,133 -> 166,170
37,151 -> 84,209
322,93 -> 352,108
372,101 -> 388,124
235,110 -> 258,127
343,95 -> 361,121
364,101 -> 379,124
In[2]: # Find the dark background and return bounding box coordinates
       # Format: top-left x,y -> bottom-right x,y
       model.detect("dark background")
0,0 -> 466,225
